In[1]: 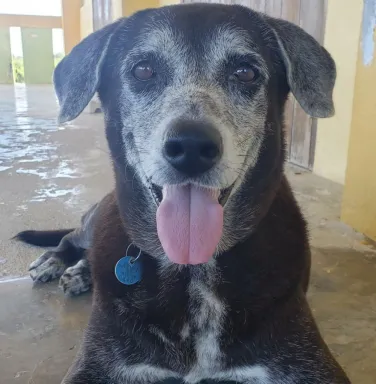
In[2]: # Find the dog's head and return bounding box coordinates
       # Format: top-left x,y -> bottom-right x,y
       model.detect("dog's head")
54,4 -> 335,265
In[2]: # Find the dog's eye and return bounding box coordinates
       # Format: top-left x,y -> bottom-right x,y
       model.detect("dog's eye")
132,61 -> 154,81
233,64 -> 257,83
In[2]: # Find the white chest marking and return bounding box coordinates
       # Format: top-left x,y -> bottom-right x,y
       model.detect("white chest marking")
186,272 -> 226,380
114,363 -> 271,384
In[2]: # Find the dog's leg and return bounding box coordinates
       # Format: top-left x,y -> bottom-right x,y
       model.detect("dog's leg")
27,202 -> 99,287
29,234 -> 85,284
29,251 -> 67,283
55,204 -> 99,295
59,258 -> 92,296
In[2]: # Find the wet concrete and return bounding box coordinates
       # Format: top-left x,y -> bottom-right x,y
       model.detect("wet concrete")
0,280 -> 91,384
1,85 -> 376,383
0,84 -> 112,278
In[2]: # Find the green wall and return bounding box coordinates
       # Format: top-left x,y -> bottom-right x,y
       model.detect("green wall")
21,28 -> 54,84
0,28 -> 13,84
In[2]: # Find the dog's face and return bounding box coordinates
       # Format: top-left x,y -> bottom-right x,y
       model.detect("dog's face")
54,4 -> 335,264
119,18 -> 270,192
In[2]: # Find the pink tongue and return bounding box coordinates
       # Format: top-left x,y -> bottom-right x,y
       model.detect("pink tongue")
156,185 -> 223,265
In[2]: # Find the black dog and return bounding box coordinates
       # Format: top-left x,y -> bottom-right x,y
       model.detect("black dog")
18,4 -> 351,383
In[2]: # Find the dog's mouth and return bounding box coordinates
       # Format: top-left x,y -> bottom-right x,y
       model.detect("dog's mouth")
150,183 -> 234,207
150,181 -> 235,266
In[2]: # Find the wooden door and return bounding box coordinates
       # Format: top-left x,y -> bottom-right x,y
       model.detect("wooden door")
180,0 -> 328,169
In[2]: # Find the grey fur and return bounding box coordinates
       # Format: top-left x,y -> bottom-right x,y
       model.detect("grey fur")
59,259 -> 92,296
263,15 -> 336,118
29,255 -> 66,283
54,20 -> 125,124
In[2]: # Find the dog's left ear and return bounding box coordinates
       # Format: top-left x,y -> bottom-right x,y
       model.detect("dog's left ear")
53,19 -> 124,124
264,16 -> 336,118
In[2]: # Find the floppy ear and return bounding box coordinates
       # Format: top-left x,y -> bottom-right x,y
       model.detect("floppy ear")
264,16 -> 336,118
53,19 -> 124,124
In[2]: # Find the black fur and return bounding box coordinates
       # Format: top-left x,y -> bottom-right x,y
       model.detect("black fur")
14,229 -> 74,247
19,4 -> 349,383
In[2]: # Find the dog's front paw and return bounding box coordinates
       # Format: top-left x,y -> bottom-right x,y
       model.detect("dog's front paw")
29,252 -> 66,283
59,259 -> 92,296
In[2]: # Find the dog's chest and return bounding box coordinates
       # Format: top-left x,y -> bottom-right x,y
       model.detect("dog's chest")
182,271 -> 226,379
113,266 -> 273,383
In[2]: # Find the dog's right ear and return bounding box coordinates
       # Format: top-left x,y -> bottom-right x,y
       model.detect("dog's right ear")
53,19 -> 124,124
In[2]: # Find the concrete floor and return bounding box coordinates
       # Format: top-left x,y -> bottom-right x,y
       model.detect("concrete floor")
0,84 -> 112,278
0,85 -> 376,383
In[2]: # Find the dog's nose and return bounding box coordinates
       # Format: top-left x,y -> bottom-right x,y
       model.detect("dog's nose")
163,120 -> 223,177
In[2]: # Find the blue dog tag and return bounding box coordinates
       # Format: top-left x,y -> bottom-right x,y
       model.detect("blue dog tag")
115,256 -> 142,285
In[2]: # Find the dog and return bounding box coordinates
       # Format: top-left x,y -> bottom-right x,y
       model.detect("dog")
17,3 -> 351,383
